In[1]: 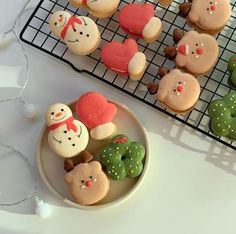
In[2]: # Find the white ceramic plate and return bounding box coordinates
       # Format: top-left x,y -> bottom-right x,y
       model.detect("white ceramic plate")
37,100 -> 150,210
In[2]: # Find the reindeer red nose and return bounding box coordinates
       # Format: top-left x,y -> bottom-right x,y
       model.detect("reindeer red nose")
196,48 -> 204,55
210,5 -> 216,11
177,85 -> 184,93
86,180 -> 93,187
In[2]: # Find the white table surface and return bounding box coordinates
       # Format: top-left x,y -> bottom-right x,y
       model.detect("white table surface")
0,1 -> 235,234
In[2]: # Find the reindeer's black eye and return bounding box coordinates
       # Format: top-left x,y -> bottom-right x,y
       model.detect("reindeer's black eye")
207,8 -> 210,10
61,109 -> 64,111
210,2 -> 213,4
178,81 -> 181,84
86,34 -> 90,37
54,22 -> 57,26
60,14 -> 62,17
73,29 -> 77,32
80,32 -> 83,35
174,89 -> 176,92
89,176 -> 93,179
196,43 -> 198,46
81,180 -> 85,183
192,52 -> 195,54
51,112 -> 54,115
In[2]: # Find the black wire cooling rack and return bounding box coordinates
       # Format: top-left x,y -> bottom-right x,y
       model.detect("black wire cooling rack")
20,0 -> 236,150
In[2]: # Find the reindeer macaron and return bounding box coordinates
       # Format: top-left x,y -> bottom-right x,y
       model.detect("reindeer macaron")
164,29 -> 219,76
148,68 -> 201,114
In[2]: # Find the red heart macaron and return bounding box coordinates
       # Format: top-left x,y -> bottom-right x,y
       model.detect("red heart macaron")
75,92 -> 117,129
101,39 -> 146,81
101,39 -> 139,76
118,3 -> 155,38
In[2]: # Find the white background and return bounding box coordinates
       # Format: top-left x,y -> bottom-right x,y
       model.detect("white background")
0,1 -> 235,234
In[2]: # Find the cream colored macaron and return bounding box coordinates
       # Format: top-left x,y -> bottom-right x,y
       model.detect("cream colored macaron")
49,11 -> 100,55
69,0 -> 120,19
45,103 -> 89,158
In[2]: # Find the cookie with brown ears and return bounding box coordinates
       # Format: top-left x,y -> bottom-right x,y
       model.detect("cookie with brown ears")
164,29 -> 219,76
148,68 -> 201,114
179,0 -> 231,35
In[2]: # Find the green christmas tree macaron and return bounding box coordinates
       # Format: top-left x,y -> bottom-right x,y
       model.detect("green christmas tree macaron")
100,134 -> 145,180
228,55 -> 236,88
208,92 -> 236,140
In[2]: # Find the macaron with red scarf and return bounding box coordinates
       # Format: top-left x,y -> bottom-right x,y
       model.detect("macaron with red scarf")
45,103 -> 89,158
69,0 -> 120,18
49,11 -> 100,55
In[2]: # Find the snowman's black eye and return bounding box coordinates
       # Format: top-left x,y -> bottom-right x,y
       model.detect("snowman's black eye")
86,34 -> 89,37
60,14 -> 62,17
73,29 -> 77,32
80,31 -> 83,35
61,109 -> 64,111
51,112 -> 54,115
54,22 -> 57,26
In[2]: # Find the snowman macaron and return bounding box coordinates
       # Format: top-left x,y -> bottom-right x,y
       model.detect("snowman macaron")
49,11 -> 101,56
45,103 -> 89,158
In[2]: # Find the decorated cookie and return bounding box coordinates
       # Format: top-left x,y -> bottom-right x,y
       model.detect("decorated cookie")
76,92 -> 117,140
148,68 -> 200,113
49,11 -> 100,55
100,134 -> 145,180
179,0 -> 231,35
45,103 -> 89,158
208,92 -> 236,140
164,29 -> 219,76
228,55 -> 236,88
118,3 -> 162,43
158,0 -> 173,6
101,39 -> 147,80
65,160 -> 110,205
69,0 -> 120,18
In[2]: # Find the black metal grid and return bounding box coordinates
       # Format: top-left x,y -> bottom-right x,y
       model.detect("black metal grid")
20,0 -> 236,150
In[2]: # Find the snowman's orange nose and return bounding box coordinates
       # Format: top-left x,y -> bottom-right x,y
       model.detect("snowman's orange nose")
56,112 -> 62,117
58,17 -> 63,23
86,180 -> 93,187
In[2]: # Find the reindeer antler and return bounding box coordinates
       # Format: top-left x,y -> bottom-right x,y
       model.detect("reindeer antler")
164,46 -> 177,60
179,2 -> 192,18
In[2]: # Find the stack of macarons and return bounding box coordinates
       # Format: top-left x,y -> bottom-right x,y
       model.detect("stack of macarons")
45,92 -> 146,205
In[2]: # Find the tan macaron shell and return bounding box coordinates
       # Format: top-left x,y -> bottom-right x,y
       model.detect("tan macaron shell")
157,69 -> 201,113
65,161 -> 110,205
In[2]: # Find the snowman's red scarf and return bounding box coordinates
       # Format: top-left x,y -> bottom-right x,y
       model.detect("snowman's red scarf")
60,16 -> 83,40
49,116 -> 78,132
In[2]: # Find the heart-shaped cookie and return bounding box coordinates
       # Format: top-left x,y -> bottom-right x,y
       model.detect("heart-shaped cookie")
118,3 -> 162,42
76,92 -> 117,140
101,39 -> 146,80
